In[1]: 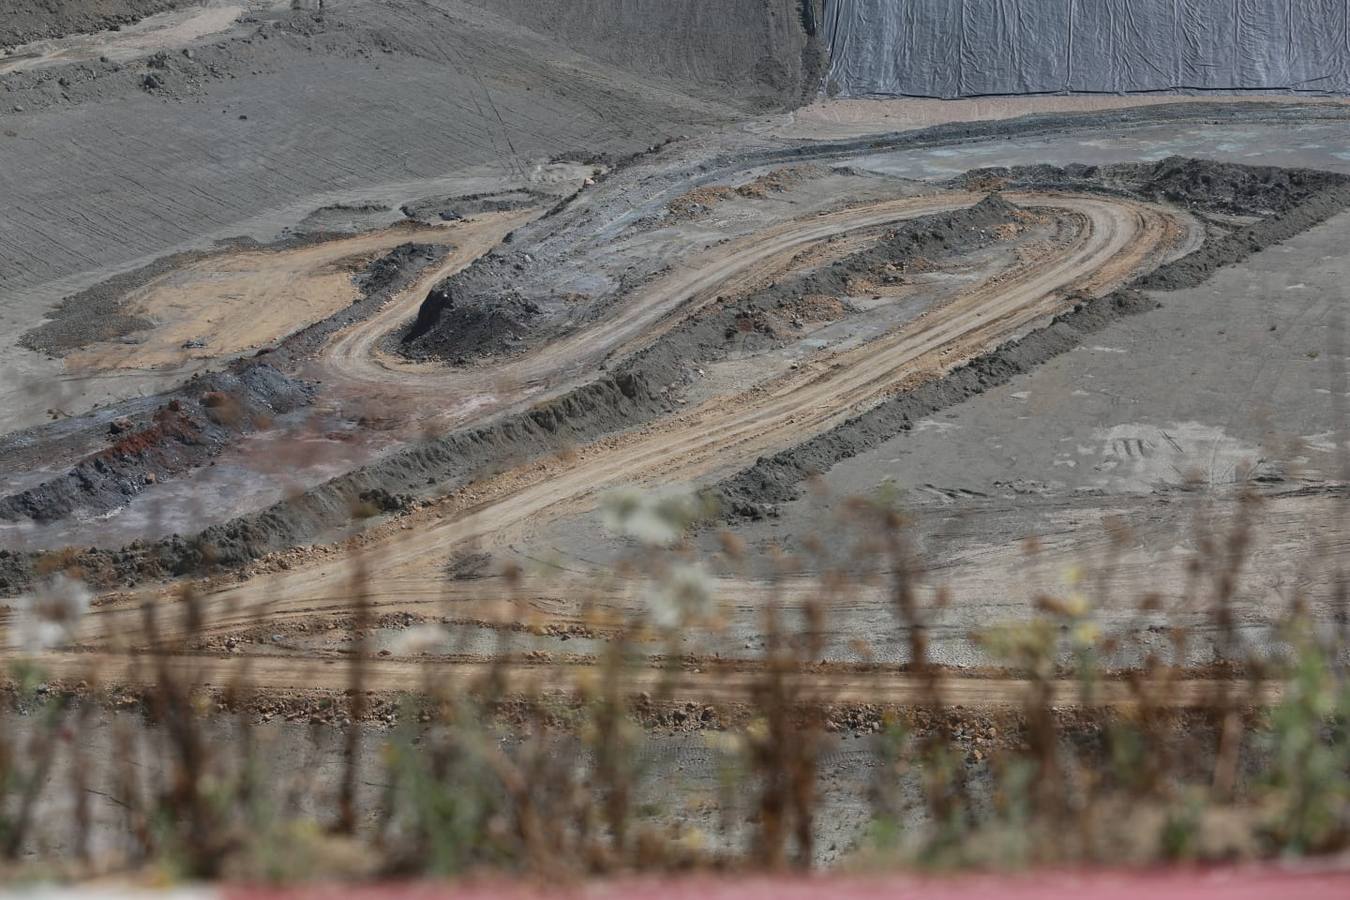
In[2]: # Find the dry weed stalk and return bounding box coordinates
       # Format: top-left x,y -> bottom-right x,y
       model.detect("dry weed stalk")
0,470 -> 1345,879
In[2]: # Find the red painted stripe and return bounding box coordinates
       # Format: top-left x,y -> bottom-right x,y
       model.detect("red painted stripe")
220,865 -> 1350,900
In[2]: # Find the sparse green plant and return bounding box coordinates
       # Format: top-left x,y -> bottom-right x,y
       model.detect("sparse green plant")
1259,624 -> 1349,854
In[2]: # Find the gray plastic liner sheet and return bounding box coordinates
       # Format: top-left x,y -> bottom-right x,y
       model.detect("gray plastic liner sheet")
821,0 -> 1350,98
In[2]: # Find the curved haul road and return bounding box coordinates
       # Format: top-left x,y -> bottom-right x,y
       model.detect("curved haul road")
316,190 -> 1165,429
314,193 -> 999,430
11,190 -> 1196,705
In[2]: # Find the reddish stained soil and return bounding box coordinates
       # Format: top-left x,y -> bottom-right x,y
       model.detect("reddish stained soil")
103,406 -> 204,459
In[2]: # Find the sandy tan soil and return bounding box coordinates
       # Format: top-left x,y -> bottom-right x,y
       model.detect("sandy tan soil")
63,222 -> 461,373
26,649 -> 1281,709
7,191 -> 1193,702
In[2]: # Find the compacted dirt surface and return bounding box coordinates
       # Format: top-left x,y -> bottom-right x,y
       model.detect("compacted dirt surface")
3,1 -> 1350,733
5,3 -> 1350,872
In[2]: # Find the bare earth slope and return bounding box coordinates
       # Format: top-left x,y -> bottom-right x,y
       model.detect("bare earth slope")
0,0 -> 766,433
469,0 -> 821,108
0,0 -> 182,48
3,0 -> 1350,718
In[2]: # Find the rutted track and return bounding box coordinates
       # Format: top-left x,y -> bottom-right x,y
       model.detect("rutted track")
312,193 -> 997,429
314,191 -> 1172,442
9,190 -> 1189,706
24,651 -> 1281,709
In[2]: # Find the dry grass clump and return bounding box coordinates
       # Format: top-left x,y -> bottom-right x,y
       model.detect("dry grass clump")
0,481 -> 1346,883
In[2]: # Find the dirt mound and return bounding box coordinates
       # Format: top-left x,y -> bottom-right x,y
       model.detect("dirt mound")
667,185 -> 739,221
0,363 -> 314,525
667,166 -> 819,220
0,0 -> 181,48
401,286 -> 541,363
957,157 -> 1350,218
1130,156 -> 1347,215
400,191 -> 550,225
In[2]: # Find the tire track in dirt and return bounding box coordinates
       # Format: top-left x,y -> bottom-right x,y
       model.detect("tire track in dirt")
31,192 -> 1185,683
310,193 -> 994,432
22,650 -> 1282,709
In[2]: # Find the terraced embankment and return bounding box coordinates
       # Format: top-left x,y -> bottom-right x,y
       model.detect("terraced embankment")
1,190 -> 1190,696
4,71 -> 1350,706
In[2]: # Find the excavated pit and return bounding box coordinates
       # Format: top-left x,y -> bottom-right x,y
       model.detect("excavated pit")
5,2 -> 1350,875
3,153 -> 1348,595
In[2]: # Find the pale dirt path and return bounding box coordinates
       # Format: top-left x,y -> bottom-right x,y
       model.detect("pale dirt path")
31,192 -> 1184,671
75,491 -> 1343,654
22,650 -> 1281,709
309,193 -> 994,433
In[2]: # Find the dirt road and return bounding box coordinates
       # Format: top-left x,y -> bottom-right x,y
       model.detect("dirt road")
313,191 -> 1178,444
24,650 -> 1279,709
0,0 -> 256,74
17,192 -> 1186,683
311,193 -> 996,430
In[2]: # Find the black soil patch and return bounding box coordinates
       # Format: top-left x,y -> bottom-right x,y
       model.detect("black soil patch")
402,287 -> 541,359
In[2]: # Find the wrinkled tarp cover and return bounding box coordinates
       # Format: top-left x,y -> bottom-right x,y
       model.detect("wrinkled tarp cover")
821,0 -> 1350,98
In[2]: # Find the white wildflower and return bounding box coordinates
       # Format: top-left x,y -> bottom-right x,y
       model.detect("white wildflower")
1071,621 -> 1102,648
388,624 -> 449,656
600,487 -> 697,547
9,573 -> 91,651
643,562 -> 715,629
1062,590 -> 1091,619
